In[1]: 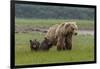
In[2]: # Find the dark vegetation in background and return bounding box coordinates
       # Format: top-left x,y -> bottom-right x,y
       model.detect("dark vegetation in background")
15,4 -> 94,20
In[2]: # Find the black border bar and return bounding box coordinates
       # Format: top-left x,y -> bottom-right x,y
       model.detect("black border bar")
10,0 -> 96,69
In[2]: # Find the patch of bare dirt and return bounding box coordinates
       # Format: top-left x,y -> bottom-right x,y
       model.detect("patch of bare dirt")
15,26 -> 94,35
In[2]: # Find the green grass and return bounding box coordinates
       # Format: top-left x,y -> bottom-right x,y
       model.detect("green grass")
15,18 -> 94,30
15,32 -> 94,65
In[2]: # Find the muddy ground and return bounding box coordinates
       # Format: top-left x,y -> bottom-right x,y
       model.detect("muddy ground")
15,26 -> 94,35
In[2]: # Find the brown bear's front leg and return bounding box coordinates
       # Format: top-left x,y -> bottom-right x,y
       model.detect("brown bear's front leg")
57,36 -> 66,51
65,34 -> 72,50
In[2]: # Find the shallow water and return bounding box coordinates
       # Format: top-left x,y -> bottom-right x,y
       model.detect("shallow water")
78,30 -> 94,35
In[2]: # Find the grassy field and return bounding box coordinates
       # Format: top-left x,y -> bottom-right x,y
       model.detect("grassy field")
15,32 -> 94,65
15,19 -> 95,65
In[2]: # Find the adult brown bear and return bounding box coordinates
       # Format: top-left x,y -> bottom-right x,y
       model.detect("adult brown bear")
45,22 -> 78,50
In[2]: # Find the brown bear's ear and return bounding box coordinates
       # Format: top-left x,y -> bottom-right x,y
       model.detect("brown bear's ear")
60,23 -> 65,27
44,37 -> 48,40
65,23 -> 70,28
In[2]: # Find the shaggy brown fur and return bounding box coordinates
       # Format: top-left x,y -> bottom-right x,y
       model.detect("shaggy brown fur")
45,22 -> 78,51
64,33 -> 73,50
39,38 -> 53,51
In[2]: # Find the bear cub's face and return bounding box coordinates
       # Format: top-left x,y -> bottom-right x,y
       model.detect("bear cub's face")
29,39 -> 40,51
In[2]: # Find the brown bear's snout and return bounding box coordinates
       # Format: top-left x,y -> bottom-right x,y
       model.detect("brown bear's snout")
74,32 -> 78,35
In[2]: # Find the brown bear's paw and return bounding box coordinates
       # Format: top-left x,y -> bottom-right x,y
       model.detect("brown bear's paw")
63,47 -> 67,50
57,46 -> 62,51
67,46 -> 72,50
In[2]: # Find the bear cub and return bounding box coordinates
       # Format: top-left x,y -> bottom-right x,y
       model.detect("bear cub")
39,38 -> 53,51
29,39 -> 40,51
29,38 -> 53,51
